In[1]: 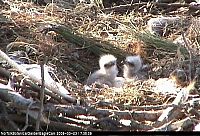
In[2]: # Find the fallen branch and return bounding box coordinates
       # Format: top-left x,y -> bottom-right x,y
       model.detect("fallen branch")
151,117 -> 196,131
131,30 -> 189,57
102,2 -> 200,13
0,67 -> 68,104
150,120 -> 173,131
0,50 -> 76,103
157,88 -> 189,123
0,86 -> 49,123
56,105 -> 162,121
0,88 -> 33,106
0,100 -> 20,131
42,24 -> 126,60
21,101 -> 33,131
8,114 -> 86,131
153,2 -> 200,11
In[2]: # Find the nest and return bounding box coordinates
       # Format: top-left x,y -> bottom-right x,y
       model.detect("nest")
0,0 -> 200,133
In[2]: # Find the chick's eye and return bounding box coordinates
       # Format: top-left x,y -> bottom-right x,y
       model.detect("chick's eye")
104,61 -> 116,68
124,61 -> 135,67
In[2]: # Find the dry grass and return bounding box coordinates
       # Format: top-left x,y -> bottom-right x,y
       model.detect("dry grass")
1,0 -> 200,105
0,0 -> 200,131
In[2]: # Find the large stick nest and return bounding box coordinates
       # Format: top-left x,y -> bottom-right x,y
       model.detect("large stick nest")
0,0 -> 200,132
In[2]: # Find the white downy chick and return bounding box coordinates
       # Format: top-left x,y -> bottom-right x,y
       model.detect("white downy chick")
86,54 -> 118,87
123,55 -> 146,80
113,76 -> 125,88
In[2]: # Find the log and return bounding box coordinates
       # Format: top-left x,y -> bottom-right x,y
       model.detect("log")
132,31 -> 189,57
42,24 -> 127,60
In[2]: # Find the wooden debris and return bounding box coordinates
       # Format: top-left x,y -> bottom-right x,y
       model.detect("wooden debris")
131,30 -> 189,57
0,0 -> 200,132
0,50 -> 76,103
40,24 -> 127,60
102,2 -> 200,14
158,88 -> 189,122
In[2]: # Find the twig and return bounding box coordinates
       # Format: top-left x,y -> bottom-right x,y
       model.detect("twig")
181,32 -> 193,82
22,101 -> 33,131
35,57 -> 47,131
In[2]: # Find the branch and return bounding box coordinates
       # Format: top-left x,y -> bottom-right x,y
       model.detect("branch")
158,88 -> 189,122
0,67 -> 68,104
0,49 -> 76,103
102,2 -> 200,13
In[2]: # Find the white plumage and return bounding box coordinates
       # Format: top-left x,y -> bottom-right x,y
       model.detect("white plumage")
86,54 -> 119,87
123,55 -> 145,80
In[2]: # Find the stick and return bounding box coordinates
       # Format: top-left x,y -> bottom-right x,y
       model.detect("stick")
181,32 -> 193,82
35,58 -> 46,131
